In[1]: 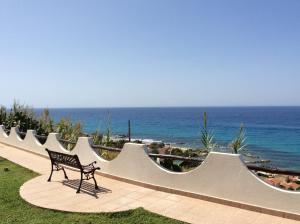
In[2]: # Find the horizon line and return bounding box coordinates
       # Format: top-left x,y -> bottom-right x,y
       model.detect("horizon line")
31,105 -> 300,109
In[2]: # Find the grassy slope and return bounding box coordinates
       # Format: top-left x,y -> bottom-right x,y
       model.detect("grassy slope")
0,157 -> 185,224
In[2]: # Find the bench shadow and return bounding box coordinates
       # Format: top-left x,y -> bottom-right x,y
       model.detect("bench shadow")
62,179 -> 112,198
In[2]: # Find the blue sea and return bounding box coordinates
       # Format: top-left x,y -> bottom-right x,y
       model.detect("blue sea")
37,107 -> 300,170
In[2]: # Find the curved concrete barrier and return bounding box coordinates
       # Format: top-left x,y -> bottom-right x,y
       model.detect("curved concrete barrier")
72,137 -> 109,165
0,125 -> 300,217
0,125 -> 8,141
5,127 -> 24,145
21,130 -> 46,155
44,133 -> 70,154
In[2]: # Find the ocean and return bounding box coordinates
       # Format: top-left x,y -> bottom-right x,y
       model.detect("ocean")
37,107 -> 300,170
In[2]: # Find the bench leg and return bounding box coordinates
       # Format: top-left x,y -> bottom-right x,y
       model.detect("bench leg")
77,173 -> 83,193
62,167 -> 69,180
47,165 -> 54,182
92,173 -> 99,190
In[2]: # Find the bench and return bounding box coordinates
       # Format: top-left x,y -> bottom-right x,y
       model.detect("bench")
46,148 -> 100,193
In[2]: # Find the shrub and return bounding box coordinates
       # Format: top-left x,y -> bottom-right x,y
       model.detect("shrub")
133,140 -> 143,144
0,102 -> 54,138
164,147 -> 185,156
149,142 -> 165,150
0,106 -> 6,125
4,102 -> 39,132
105,139 -> 128,148
182,149 -> 199,157
37,109 -> 54,136
200,112 -> 215,151
230,124 -> 247,154
160,159 -> 182,172
160,159 -> 173,170
91,131 -> 103,145
99,150 -> 120,161
56,118 -> 83,150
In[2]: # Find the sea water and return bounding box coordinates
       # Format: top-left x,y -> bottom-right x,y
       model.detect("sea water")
37,107 -> 300,170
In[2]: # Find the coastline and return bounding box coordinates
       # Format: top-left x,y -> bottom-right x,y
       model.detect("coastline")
34,107 -> 300,170
112,134 -> 300,171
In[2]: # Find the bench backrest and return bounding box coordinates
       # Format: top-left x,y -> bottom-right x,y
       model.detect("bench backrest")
46,148 -> 82,170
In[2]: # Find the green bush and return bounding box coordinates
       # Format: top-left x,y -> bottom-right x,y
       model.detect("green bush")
230,124 -> 247,154
0,102 -> 54,138
160,159 -> 182,172
149,142 -> 165,150
4,102 -> 39,132
99,150 -> 120,161
100,139 -> 128,149
37,108 -> 54,136
200,112 -> 215,151
0,106 -> 6,125
133,140 -> 143,144
91,131 -> 103,145
56,118 -> 83,150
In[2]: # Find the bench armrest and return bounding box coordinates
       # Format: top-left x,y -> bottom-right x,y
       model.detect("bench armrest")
82,161 -> 97,168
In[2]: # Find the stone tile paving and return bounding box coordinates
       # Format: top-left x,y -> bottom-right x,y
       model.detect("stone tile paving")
0,143 -> 299,224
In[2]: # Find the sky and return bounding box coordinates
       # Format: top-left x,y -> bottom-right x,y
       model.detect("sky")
0,0 -> 300,108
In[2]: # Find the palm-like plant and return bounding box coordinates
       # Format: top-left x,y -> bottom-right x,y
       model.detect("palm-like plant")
230,123 -> 247,154
201,112 -> 215,151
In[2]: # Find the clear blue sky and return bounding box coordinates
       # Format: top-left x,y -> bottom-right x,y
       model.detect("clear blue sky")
0,0 -> 299,108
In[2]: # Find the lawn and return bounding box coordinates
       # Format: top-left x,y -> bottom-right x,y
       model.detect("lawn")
0,157 -> 185,224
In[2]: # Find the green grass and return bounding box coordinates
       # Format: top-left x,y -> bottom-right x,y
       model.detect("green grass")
0,157 -> 186,224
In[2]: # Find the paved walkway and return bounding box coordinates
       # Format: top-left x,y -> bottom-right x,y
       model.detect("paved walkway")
0,143 -> 299,224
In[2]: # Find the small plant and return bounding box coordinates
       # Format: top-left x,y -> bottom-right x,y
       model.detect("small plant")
230,123 -> 247,154
56,118 -> 83,150
166,147 -> 184,156
0,106 -> 7,125
0,102 -> 56,138
37,108 -> 54,136
103,111 -> 112,146
149,142 -> 165,150
200,112 -> 215,151
133,140 -> 143,144
183,149 -> 200,157
91,130 -> 103,145
3,101 -> 40,133
100,150 -> 119,161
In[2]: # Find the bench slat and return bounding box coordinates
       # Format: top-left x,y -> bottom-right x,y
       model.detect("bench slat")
47,149 -> 82,170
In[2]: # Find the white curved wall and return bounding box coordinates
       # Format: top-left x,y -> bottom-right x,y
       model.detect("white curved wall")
0,125 -> 300,216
